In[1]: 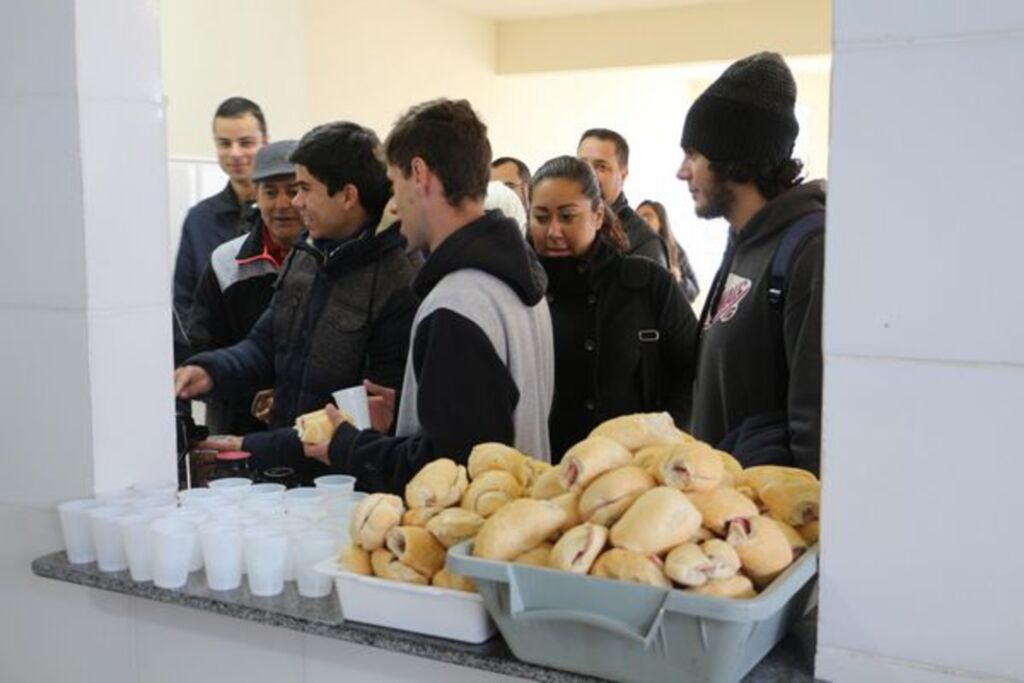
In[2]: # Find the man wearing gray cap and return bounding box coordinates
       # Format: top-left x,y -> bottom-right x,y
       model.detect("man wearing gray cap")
677,52 -> 826,475
188,140 -> 303,435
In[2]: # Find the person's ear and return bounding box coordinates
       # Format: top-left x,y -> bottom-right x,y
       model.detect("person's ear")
620,164 -> 629,183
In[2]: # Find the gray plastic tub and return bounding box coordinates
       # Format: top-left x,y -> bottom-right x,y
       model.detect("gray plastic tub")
447,542 -> 817,683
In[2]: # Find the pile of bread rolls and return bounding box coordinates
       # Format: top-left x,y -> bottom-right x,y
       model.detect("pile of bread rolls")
337,444 -> 555,591
471,413 -> 821,599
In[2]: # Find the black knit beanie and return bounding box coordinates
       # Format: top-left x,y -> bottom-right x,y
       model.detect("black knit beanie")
681,51 -> 799,164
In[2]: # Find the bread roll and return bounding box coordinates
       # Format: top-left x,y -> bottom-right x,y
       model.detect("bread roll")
686,487 -> 759,536
549,523 -> 607,574
633,445 -> 673,476
295,409 -> 339,445
385,526 -> 446,578
589,413 -> 685,451
461,470 -> 523,517
402,506 -> 443,527
425,508 -> 485,549
579,466 -> 655,527
736,466 -> 818,496
652,442 -> 724,492
609,487 -> 702,555
769,517 -> 809,559
664,543 -> 711,587
513,542 -> 553,568
726,516 -> 793,587
717,450 -> 743,480
349,493 -> 405,551
467,442 -> 534,486
551,491 -> 582,533
759,480 -> 821,526
432,568 -> 475,592
692,527 -> 715,543
338,543 -> 372,576
529,459 -> 551,479
559,436 -> 632,491
590,548 -> 671,588
797,520 -> 819,544
472,499 -> 566,561
529,466 -> 566,500
692,574 -> 756,599
701,539 -> 741,580
405,458 -> 468,509
370,547 -> 429,585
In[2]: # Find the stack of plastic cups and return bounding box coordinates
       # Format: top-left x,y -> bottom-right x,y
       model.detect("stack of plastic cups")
57,499 -> 102,564
200,521 -> 244,591
284,487 -> 324,522
294,529 -> 338,598
89,505 -> 132,572
119,510 -> 164,582
314,475 -> 356,516
207,477 -> 252,503
164,507 -> 209,571
243,483 -> 286,520
243,526 -> 288,597
151,518 -> 197,589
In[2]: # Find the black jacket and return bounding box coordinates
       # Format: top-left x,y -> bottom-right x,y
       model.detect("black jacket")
542,240 -> 698,461
327,211 -> 551,494
188,215 -> 282,435
611,193 -> 669,269
187,223 -> 419,480
676,243 -> 701,304
691,180 -> 826,475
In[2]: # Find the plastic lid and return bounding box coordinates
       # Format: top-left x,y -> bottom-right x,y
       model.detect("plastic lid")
216,450 -> 251,461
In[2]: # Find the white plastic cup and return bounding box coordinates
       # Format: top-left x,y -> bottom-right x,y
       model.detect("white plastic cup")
247,483 -> 286,501
57,499 -> 102,564
295,530 -> 338,598
314,474 -> 356,496
317,516 -> 351,549
268,518 -> 309,582
95,487 -> 137,504
284,487 -> 323,515
207,477 -> 252,502
151,518 -> 197,589
119,511 -> 162,582
243,527 -> 288,596
89,505 -> 132,572
178,487 -> 223,508
163,508 -> 208,571
323,491 -> 368,519
131,494 -> 178,510
200,522 -> 243,591
332,385 -> 371,429
131,480 -> 178,498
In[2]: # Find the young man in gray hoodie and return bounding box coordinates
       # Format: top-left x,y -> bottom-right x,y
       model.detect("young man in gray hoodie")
678,52 -> 826,475
305,99 -> 555,493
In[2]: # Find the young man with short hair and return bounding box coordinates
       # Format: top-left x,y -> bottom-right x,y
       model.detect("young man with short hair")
578,128 -> 669,268
173,97 -> 268,329
174,122 -> 419,482
490,156 -> 531,211
678,52 -> 826,474
307,99 -> 555,493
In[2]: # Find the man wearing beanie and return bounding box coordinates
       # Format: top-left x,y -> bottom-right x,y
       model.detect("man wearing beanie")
678,51 -> 826,475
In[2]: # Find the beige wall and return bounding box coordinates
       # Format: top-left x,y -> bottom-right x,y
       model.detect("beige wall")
497,0 -> 831,73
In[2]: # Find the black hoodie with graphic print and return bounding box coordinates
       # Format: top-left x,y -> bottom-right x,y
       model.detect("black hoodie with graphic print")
691,180 -> 826,475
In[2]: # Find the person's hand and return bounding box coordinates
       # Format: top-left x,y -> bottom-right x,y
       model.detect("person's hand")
364,379 -> 396,433
174,365 -> 213,399
195,435 -> 243,452
251,389 -> 274,424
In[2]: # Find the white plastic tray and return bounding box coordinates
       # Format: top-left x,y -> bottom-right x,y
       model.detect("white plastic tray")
315,558 -> 496,644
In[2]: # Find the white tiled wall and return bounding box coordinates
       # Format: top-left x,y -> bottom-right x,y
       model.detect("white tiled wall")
820,2 -> 1024,681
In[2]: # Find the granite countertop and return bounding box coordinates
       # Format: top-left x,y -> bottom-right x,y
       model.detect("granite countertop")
32,551 -> 816,683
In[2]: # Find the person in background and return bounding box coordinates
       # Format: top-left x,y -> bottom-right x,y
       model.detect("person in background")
529,156 -> 697,460
678,51 -> 826,475
484,180 -> 528,236
304,99 -> 555,493
578,128 -> 669,269
187,140 -> 303,436
490,156 -> 531,211
173,97 -> 268,329
637,199 -> 700,303
174,122 -> 419,484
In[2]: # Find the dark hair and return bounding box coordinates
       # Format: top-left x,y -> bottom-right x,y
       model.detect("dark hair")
530,155 -> 628,253
213,97 -> 267,137
491,156 -> 531,185
578,128 -> 629,168
385,99 -> 491,207
708,157 -> 805,201
290,121 -> 390,218
637,200 -> 682,275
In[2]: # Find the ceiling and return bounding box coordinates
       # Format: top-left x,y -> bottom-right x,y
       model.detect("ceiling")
435,0 -> 735,21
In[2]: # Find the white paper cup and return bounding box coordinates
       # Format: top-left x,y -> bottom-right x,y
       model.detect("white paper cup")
207,477 -> 252,502
89,505 -> 132,572
178,487 -> 223,508
151,518 -> 197,589
200,522 -> 243,591
332,385 -> 371,429
243,527 -> 288,596
57,499 -> 102,564
119,511 -> 162,582
295,530 -> 338,598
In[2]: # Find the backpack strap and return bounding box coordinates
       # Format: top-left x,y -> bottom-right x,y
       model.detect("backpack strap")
768,211 -> 825,308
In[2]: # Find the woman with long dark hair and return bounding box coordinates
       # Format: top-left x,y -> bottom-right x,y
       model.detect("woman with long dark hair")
528,156 -> 698,461
637,199 -> 700,303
